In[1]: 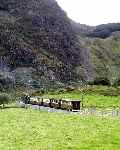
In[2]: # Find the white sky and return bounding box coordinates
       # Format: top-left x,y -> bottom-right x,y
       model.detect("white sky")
56,0 -> 120,26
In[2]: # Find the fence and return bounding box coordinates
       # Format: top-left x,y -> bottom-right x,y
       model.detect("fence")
81,106 -> 120,117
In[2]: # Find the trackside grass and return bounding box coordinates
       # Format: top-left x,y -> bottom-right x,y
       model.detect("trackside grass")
44,92 -> 120,108
42,86 -> 120,108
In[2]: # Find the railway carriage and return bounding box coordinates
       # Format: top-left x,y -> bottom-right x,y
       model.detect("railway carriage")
49,99 -> 62,109
61,100 -> 72,111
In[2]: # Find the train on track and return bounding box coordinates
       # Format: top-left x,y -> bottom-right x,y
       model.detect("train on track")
21,96 -> 81,111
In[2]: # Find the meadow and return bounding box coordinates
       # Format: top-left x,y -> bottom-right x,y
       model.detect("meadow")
0,85 -> 120,150
44,86 -> 120,108
0,108 -> 120,150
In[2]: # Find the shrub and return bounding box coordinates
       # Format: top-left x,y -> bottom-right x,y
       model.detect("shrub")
65,86 -> 75,92
0,93 -> 11,108
32,80 -> 40,88
0,75 -> 14,91
87,80 -> 94,85
113,78 -> 120,86
93,77 -> 110,86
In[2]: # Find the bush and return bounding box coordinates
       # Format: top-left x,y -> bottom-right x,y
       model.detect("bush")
0,75 -> 14,91
0,93 -> 11,108
93,77 -> 110,86
32,80 -> 40,88
113,78 -> 120,86
65,86 -> 75,92
87,80 -> 94,85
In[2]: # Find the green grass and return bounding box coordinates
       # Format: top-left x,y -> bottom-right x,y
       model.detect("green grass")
44,92 -> 120,108
0,108 -> 120,150
43,86 -> 120,108
13,85 -> 120,108
2,85 -> 120,107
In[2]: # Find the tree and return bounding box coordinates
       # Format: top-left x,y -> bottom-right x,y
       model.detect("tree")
93,77 -> 110,86
0,93 -> 10,108
107,65 -> 120,86
0,74 -> 15,91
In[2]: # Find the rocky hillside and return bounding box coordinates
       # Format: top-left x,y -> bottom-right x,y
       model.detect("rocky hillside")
0,0 -> 92,86
0,0 -> 120,88
85,32 -> 120,84
70,20 -> 95,37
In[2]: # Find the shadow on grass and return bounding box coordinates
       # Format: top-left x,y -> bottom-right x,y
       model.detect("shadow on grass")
0,105 -> 25,109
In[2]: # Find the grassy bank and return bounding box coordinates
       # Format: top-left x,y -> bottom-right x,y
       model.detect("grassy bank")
43,86 -> 120,108
1,86 -> 120,108
44,92 -> 120,108
0,108 -> 120,150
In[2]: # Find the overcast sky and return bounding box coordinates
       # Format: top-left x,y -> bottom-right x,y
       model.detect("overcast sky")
56,0 -> 120,26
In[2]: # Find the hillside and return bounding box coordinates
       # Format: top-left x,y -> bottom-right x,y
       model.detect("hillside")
73,23 -> 120,84
84,32 -> 120,83
0,0 -> 92,86
0,0 -> 120,88
87,23 -> 120,38
0,0 -> 80,84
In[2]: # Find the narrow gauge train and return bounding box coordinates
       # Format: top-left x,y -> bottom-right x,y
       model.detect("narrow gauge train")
29,97 -> 81,111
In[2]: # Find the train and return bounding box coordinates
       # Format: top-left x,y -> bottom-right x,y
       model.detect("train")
21,96 -> 81,111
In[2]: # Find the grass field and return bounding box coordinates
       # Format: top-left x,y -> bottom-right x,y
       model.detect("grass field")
0,108 -> 120,150
42,86 -> 120,108
13,85 -> 120,108
0,86 -> 120,149
44,93 -> 120,108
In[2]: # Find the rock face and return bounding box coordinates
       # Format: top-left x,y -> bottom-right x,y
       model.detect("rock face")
0,0 -> 92,84
0,0 -> 81,66
0,0 -> 120,86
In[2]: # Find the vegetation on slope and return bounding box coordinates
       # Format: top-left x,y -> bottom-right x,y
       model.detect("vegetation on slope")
87,23 -> 120,38
0,0 -> 83,83
83,32 -> 120,83
0,0 -> 120,86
